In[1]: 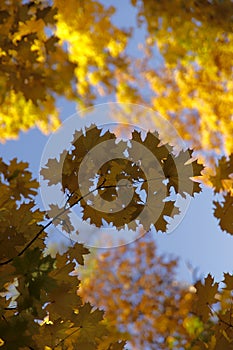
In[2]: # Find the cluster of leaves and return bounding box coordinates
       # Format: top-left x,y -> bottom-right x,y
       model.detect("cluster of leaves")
1,0 -> 233,235
210,155 -> 233,235
131,0 -> 233,158
1,154 -> 233,349
191,274 -> 233,349
0,158 -> 126,350
41,124 -> 204,233
4,0 -> 233,162
123,0 -> 233,237
0,157 -> 43,263
1,1 -> 233,349
79,233 -> 233,349
0,0 -> 132,141
79,233 -> 200,349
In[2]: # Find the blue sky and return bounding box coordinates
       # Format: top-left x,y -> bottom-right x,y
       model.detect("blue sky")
1,0 -> 232,285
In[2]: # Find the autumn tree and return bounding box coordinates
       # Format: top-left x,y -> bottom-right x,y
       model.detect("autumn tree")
1,0 -> 232,236
0,0 -> 132,141
131,0 -> 233,158
125,0 -> 233,237
39,118 -> 233,349
0,157 -> 127,349
79,238 -> 233,349
1,123 -> 233,349
78,233 -> 204,350
1,1 -> 233,349
0,116 -> 206,349
191,273 -> 233,349
0,117 -> 205,349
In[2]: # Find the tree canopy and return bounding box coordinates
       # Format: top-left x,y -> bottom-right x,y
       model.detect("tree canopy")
1,0 -> 233,349
79,233 -> 233,349
0,0 -> 130,140
131,0 -> 233,158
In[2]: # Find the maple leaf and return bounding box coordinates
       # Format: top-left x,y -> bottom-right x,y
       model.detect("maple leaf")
154,199 -> 180,232
40,155 -> 65,186
49,253 -> 79,289
46,204 -> 74,234
56,124 -> 204,233
72,302 -> 106,343
193,274 -> 218,322
43,252 -> 82,321
0,265 -> 15,291
68,243 -> 90,266
213,193 -> 233,235
0,314 -> 36,350
163,150 -> 204,197
16,278 -> 48,319
34,317 -> 73,349
0,225 -> 26,262
46,281 -> 81,320
13,248 -> 56,300
222,273 -> 233,291
130,129 -> 171,165
36,6 -> 57,24
5,158 -> 39,200
209,155 -> 233,193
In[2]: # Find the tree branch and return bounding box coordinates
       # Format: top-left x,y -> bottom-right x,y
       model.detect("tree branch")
0,176 -> 160,266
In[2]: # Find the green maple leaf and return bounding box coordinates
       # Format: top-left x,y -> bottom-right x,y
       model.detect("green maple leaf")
13,248 -> 56,300
17,279 -> 47,318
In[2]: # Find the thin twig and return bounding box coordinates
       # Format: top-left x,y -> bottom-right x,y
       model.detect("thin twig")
0,176 -> 157,266
54,327 -> 81,349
